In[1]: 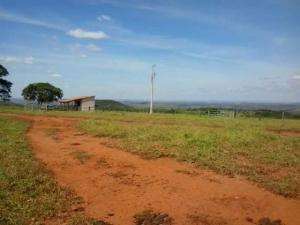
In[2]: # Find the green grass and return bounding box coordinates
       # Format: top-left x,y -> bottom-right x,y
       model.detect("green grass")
78,112 -> 300,197
0,117 -> 97,225
1,106 -> 299,197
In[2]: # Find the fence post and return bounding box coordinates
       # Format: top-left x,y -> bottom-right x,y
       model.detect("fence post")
281,111 -> 285,120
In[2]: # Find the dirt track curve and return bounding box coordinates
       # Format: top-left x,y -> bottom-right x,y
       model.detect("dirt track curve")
16,115 -> 300,225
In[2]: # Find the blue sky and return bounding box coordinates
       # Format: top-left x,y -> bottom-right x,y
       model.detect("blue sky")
0,0 -> 299,102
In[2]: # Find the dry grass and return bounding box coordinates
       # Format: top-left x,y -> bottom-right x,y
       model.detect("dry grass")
95,157 -> 111,168
71,150 -> 93,164
134,210 -> 173,225
187,213 -> 228,225
45,127 -> 60,140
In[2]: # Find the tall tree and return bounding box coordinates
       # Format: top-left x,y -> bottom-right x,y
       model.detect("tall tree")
0,64 -> 12,101
22,83 -> 63,108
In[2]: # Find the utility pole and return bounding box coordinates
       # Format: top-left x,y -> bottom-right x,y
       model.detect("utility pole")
149,64 -> 156,114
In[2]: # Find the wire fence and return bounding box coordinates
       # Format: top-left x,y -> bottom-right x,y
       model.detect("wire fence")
10,101 -> 300,119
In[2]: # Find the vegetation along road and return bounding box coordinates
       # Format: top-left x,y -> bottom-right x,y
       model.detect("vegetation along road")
0,109 -> 299,225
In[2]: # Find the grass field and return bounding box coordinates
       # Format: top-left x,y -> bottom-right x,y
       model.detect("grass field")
78,112 -> 300,198
0,116 -> 101,225
1,106 -> 299,198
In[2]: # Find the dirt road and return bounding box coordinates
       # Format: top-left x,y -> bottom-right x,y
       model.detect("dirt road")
19,115 -> 300,225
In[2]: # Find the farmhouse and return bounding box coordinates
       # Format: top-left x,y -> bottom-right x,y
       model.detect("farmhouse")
59,96 -> 95,111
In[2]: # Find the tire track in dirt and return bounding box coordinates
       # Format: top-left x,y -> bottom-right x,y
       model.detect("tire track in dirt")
18,115 -> 300,225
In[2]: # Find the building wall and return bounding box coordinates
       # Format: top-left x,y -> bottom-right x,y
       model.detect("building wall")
81,96 -> 95,111
67,101 -> 75,106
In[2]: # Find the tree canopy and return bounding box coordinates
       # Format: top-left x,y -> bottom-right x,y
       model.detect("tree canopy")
22,83 -> 63,104
0,64 -> 12,101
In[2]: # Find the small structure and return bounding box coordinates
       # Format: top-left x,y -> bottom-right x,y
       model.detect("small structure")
59,96 -> 95,111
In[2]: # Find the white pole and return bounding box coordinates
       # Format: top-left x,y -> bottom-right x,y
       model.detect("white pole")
150,65 -> 156,114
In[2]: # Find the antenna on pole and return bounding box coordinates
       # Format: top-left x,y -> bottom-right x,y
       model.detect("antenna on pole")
149,64 -> 156,114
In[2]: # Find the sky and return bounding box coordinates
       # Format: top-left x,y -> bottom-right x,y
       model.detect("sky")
0,0 -> 300,102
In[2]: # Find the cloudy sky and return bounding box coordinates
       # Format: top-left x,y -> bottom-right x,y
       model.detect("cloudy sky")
0,0 -> 299,102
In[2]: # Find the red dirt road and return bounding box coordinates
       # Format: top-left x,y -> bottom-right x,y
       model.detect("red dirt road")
21,115 -> 300,225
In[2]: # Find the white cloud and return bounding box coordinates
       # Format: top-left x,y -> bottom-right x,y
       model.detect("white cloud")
24,56 -> 34,64
0,56 -> 35,64
67,29 -> 108,40
50,73 -> 62,77
80,54 -> 87,58
86,44 -> 101,52
93,0 -> 283,42
292,75 -> 300,80
97,14 -> 111,22
0,9 -> 65,31
0,56 -> 19,63
289,74 -> 300,91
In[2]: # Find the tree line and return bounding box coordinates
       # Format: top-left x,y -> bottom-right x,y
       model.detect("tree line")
0,64 -> 63,106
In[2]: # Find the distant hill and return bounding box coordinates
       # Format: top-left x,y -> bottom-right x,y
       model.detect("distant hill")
95,99 -> 133,111
10,98 -> 26,105
0,100 -> 22,107
121,100 -> 300,113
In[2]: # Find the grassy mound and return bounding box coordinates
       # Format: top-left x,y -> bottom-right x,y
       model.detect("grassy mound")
95,100 -> 133,111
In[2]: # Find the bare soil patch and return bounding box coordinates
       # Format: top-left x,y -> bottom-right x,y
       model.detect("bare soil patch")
268,129 -> 300,137
17,115 -> 300,225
